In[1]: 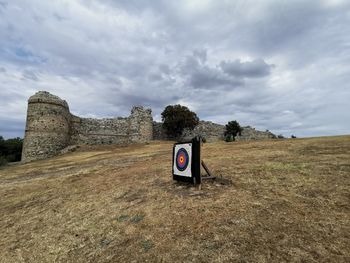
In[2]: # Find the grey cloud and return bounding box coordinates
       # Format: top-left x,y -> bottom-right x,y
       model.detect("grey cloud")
220,59 -> 273,78
22,70 -> 39,81
120,93 -> 179,109
53,13 -> 66,22
179,53 -> 243,90
193,49 -> 207,64
159,64 -> 171,75
188,66 -> 243,89
0,1 -> 7,11
102,0 -> 165,14
148,73 -> 163,82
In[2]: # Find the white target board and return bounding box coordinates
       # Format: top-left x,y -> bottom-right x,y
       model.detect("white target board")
173,143 -> 192,177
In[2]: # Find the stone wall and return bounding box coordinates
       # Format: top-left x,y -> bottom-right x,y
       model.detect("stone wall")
181,121 -> 225,142
236,126 -> 277,141
70,116 -> 130,145
22,91 -> 153,162
152,121 -> 276,142
152,122 -> 168,140
153,121 -> 225,142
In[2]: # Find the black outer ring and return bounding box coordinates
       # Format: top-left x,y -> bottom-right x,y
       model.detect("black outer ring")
176,148 -> 189,171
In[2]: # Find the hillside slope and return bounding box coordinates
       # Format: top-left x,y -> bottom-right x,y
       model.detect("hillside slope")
0,136 -> 349,262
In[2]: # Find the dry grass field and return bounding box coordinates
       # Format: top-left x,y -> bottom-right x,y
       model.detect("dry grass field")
0,136 -> 349,262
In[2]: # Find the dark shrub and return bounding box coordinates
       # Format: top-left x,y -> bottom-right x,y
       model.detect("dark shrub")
225,134 -> 234,142
0,136 -> 23,163
224,121 -> 242,142
0,156 -> 7,166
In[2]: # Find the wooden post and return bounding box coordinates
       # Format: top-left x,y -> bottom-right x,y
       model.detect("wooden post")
201,160 -> 216,179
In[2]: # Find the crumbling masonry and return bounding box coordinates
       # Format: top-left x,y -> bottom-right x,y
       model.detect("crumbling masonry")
22,91 -> 153,162
22,91 -> 277,162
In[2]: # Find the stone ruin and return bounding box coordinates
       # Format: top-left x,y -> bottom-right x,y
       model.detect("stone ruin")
235,126 -> 276,141
22,91 -> 277,162
22,91 -> 153,162
153,121 -> 276,142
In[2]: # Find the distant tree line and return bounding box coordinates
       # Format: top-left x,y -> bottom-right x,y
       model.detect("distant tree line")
0,136 -> 23,166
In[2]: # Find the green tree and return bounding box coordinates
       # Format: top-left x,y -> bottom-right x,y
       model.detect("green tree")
0,136 -> 23,165
224,120 -> 242,142
4,137 -> 23,162
0,136 -> 5,153
161,105 -> 199,138
0,136 -> 6,166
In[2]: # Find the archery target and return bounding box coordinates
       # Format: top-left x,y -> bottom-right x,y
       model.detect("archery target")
176,148 -> 189,171
173,143 -> 192,177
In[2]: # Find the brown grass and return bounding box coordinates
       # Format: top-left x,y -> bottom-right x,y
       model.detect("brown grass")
0,136 -> 349,262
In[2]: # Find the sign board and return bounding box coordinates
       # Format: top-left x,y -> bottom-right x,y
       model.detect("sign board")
172,137 -> 201,185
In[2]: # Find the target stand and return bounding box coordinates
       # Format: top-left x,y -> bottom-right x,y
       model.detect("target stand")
172,136 -> 216,186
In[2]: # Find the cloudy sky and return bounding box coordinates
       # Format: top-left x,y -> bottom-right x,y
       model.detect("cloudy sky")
0,0 -> 349,138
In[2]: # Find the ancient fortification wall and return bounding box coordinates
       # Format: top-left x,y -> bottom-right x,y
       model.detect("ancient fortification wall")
236,126 -> 276,141
22,91 -> 153,162
153,121 -> 276,142
22,91 -> 276,162
153,121 -> 225,142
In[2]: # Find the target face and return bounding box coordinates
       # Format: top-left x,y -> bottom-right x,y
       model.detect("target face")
176,148 -> 189,171
173,143 -> 192,177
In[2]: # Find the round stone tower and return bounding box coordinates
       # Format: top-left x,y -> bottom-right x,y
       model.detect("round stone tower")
21,91 -> 71,162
